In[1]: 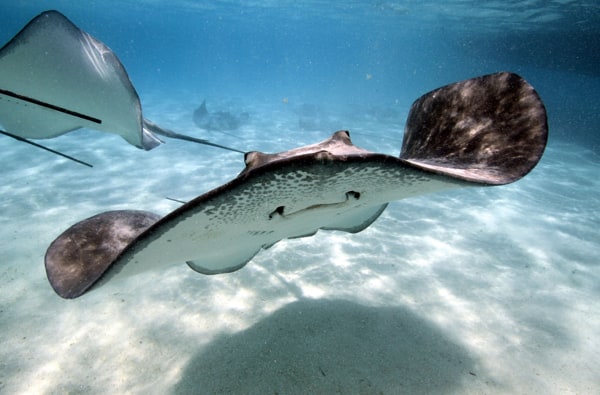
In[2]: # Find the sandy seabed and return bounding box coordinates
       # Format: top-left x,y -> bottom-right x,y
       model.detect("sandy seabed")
1,97 -> 598,394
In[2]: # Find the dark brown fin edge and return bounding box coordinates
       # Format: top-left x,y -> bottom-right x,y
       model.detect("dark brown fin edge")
44,210 -> 161,298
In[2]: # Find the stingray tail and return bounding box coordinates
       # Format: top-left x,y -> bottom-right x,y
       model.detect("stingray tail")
400,72 -> 548,185
143,119 -> 245,153
0,129 -> 93,168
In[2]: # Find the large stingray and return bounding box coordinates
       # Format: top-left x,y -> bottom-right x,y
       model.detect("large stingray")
0,10 -> 241,156
45,72 -> 548,298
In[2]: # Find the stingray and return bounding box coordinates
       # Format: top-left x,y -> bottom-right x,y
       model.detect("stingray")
296,103 -> 339,132
0,10 -> 242,163
193,100 -> 250,132
45,72 -> 548,299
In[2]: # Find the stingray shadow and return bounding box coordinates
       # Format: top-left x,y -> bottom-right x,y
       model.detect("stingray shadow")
174,299 -> 482,394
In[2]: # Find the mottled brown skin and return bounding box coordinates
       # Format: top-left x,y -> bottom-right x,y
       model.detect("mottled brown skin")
44,72 -> 548,299
401,72 -> 548,183
45,210 -> 160,298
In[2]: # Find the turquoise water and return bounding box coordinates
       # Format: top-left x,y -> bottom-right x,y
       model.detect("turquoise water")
0,1 -> 599,394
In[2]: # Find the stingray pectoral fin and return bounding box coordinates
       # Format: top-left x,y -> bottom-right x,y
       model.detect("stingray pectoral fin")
44,210 -> 160,299
400,72 -> 548,185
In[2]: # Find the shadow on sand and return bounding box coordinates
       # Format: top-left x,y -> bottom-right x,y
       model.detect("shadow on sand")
174,299 -> 481,394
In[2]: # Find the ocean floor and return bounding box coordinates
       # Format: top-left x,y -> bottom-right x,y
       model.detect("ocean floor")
0,95 -> 599,394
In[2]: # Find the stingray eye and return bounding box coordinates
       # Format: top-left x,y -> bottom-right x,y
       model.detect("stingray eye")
346,191 -> 361,200
244,151 -> 255,165
268,206 -> 285,219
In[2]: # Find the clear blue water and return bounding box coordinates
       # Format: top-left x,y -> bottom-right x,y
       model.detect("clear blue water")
0,1 -> 599,394
2,1 -> 598,148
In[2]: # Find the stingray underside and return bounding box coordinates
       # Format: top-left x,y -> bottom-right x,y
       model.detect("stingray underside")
0,10 -> 242,153
0,10 -> 161,149
44,72 -> 548,298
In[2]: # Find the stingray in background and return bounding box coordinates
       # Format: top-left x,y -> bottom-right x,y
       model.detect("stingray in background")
296,103 -> 339,132
193,100 -> 250,132
45,72 -> 548,299
0,10 -> 242,166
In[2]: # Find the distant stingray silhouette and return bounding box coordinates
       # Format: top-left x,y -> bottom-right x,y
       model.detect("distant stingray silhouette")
193,100 -> 250,132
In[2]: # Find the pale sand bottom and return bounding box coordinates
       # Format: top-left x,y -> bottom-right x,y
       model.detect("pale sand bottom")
0,102 -> 598,394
